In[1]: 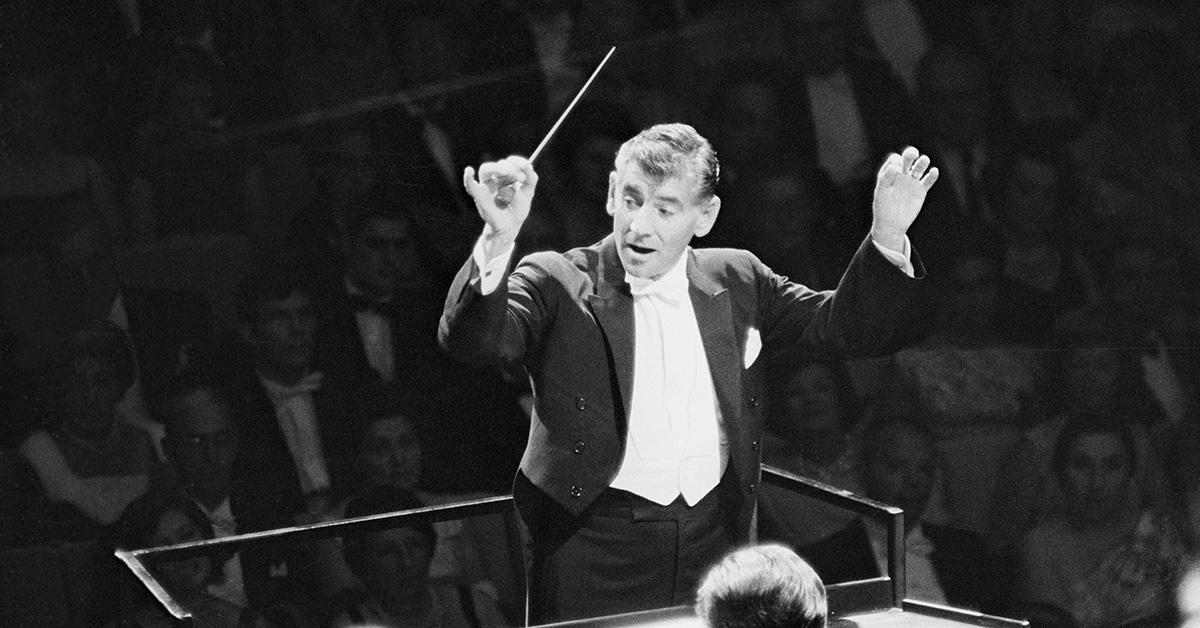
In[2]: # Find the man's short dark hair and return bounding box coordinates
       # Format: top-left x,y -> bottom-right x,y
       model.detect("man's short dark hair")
159,367 -> 235,439
696,543 -> 827,628
235,262 -> 313,324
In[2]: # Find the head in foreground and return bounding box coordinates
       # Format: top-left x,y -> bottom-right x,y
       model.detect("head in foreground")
696,543 -> 827,628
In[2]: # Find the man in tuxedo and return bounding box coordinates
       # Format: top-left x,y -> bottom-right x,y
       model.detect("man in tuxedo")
225,266 -> 369,606
312,192 -> 525,494
439,123 -> 938,622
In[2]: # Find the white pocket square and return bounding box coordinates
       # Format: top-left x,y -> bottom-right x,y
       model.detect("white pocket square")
743,327 -> 762,369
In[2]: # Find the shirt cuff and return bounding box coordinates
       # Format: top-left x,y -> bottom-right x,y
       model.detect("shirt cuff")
472,236 -> 515,294
871,236 -> 915,278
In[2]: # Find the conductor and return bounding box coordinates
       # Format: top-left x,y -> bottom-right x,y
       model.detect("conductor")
439,123 -> 937,623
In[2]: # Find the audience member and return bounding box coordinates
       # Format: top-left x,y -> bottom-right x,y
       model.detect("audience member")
16,319 -> 159,544
331,485 -> 512,628
34,208 -> 215,447
161,373 -> 248,608
112,488 -> 261,628
885,234 -> 1044,536
799,411 -> 1000,611
695,543 -> 827,628
126,50 -> 267,244
774,0 -> 921,218
1068,33 -> 1200,259
990,147 -> 1090,343
1014,414 -> 1184,627
758,357 -> 863,549
1099,239 -> 1199,426
990,307 -> 1171,551
224,264 -> 372,609
313,410 -> 511,610
0,64 -> 121,258
311,194 -> 525,494
908,43 -> 998,263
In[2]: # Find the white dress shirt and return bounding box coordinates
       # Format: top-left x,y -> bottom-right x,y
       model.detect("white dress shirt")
258,371 -> 331,495
346,277 -> 396,383
193,496 -> 248,607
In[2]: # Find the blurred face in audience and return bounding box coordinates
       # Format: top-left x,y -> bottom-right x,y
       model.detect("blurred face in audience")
152,508 -> 212,595
938,255 -> 999,337
863,424 -> 937,526
358,415 -> 422,491
346,216 -> 423,298
1062,344 -> 1122,414
167,389 -> 239,502
251,290 -> 317,375
61,356 -> 124,437
783,0 -> 850,74
782,364 -> 844,441
49,220 -> 120,323
1060,430 -> 1133,525
358,526 -> 436,615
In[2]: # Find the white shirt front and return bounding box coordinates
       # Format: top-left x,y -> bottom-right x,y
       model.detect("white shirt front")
346,277 -> 396,383
608,252 -> 727,506
194,497 -> 248,607
258,371 -> 331,495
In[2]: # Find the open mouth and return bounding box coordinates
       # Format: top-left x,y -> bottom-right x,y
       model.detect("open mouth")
628,244 -> 654,255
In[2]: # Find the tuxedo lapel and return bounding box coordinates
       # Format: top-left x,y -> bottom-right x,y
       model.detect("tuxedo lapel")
587,237 -> 635,427
687,252 -> 741,430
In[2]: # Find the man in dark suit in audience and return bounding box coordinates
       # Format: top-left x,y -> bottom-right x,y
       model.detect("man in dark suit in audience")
311,190 -> 526,494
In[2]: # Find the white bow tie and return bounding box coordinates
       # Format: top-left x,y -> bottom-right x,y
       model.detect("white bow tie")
626,274 -> 689,304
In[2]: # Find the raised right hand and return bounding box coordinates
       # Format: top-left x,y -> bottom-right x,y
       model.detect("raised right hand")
463,156 -> 538,254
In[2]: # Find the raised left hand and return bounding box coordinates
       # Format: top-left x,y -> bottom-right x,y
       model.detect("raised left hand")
871,146 -> 938,251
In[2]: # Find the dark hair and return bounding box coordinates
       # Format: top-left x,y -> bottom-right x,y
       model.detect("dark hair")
1050,413 -> 1138,483
63,319 -> 138,398
235,262 -> 313,324
160,367 -> 235,439
113,489 -> 215,552
342,486 -> 436,571
615,123 -> 720,201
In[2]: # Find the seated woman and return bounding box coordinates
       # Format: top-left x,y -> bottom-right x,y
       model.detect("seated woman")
757,356 -> 863,548
311,409 -> 515,619
331,486 -> 511,628
1014,413 -> 1185,627
16,320 -> 158,543
113,489 -> 259,627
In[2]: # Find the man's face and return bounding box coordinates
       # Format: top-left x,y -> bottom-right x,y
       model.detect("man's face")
252,291 -> 317,372
358,416 -> 422,491
62,356 -> 123,435
152,509 -> 212,594
167,389 -> 239,498
1062,431 -> 1133,524
360,527 -> 435,612
864,427 -> 936,525
783,364 -> 843,437
347,217 -> 422,297
606,162 -> 718,280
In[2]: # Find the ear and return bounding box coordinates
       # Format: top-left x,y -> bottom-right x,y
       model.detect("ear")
693,195 -> 721,237
605,171 -> 617,217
